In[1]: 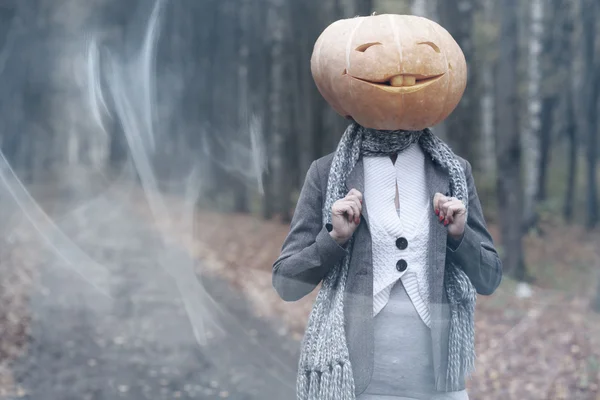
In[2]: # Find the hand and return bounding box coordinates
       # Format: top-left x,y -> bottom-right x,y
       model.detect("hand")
433,193 -> 466,239
330,188 -> 363,245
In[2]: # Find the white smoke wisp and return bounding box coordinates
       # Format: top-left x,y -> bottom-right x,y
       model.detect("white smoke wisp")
0,150 -> 112,297
86,36 -> 111,135
86,0 -> 218,346
84,0 -> 295,389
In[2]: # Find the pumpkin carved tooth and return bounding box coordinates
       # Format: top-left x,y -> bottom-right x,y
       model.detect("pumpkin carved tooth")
390,75 -> 404,87
403,76 -> 416,86
389,75 -> 419,87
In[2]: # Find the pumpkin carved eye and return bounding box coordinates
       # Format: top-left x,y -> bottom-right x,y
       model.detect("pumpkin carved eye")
355,42 -> 382,52
418,41 -> 441,53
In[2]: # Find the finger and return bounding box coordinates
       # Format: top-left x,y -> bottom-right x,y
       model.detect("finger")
444,204 -> 456,225
433,193 -> 449,217
340,195 -> 362,221
333,202 -> 355,220
345,196 -> 362,214
345,194 -> 363,208
438,197 -> 463,225
440,197 -> 460,218
347,188 -> 363,203
343,200 -> 361,223
344,200 -> 360,222
337,201 -> 360,223
433,192 -> 444,212
342,204 -> 354,222
444,202 -> 465,225
450,202 -> 461,217
440,198 -> 456,216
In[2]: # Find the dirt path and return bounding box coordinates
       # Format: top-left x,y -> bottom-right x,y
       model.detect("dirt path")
7,187 -> 298,400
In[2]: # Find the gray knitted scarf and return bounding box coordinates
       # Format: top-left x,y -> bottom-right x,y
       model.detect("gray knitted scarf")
297,122 -> 477,400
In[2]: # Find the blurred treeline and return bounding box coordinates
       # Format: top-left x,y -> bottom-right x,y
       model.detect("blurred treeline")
0,0 -> 598,282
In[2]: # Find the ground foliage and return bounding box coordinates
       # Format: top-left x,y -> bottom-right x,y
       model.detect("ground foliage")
183,209 -> 600,400
2,194 -> 600,399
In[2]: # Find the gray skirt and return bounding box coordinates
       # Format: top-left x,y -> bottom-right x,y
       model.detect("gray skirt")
357,280 -> 468,400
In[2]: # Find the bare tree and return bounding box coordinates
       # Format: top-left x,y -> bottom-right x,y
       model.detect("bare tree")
535,0 -> 575,214
495,0 -> 527,280
564,84 -> 578,221
306,0 -> 349,160
439,0 -> 479,166
231,0 -> 250,212
477,0 -> 497,176
579,0 -> 599,229
560,0 -> 578,222
265,0 -> 293,221
521,0 -> 544,229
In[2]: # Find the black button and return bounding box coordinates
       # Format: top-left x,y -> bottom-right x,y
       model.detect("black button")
396,259 -> 408,272
396,237 -> 408,250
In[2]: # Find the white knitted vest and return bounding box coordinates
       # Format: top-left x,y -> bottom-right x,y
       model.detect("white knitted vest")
363,143 -> 432,327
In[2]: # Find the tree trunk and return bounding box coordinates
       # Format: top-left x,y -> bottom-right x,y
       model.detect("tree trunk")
232,0 -> 251,213
522,0 -> 544,230
289,0 -> 319,184
563,86 -> 577,222
267,0 -> 292,221
261,9 -> 275,219
438,0 -> 478,166
538,0 -> 576,206
495,0 -> 527,280
477,0 -> 496,176
536,96 -> 556,203
586,81 -> 599,229
581,0 -> 599,229
309,0 -> 348,158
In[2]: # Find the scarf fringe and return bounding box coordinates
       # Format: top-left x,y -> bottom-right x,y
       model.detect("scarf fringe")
445,262 -> 477,391
297,362 -> 355,400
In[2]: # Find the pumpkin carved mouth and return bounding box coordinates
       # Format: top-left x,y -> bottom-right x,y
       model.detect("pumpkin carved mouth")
344,71 -> 446,94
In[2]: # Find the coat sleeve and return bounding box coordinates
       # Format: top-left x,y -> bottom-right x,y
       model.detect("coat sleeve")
272,160 -> 349,302
446,160 -> 503,295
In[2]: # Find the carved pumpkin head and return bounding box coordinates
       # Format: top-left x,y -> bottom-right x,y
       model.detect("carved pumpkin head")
311,14 -> 467,131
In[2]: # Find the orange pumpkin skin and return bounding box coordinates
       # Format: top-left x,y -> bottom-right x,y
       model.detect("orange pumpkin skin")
311,14 -> 467,131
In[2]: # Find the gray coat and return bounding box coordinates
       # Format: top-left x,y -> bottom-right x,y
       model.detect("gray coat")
272,152 -> 502,396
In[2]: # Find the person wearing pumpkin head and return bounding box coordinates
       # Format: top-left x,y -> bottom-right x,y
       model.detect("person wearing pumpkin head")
272,14 -> 502,400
